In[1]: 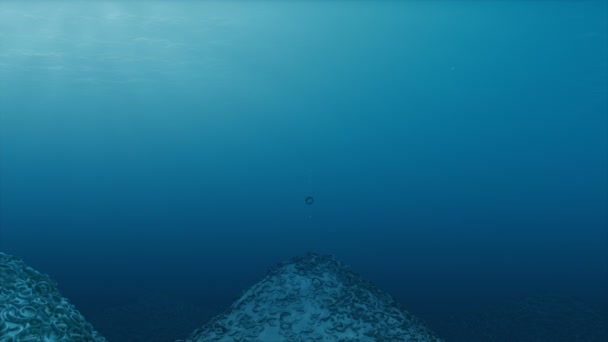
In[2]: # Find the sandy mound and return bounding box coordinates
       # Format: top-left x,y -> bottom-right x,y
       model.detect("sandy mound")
181,252 -> 443,342
0,252 -> 107,341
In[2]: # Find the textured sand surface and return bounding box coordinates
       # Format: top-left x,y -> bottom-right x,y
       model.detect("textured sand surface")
0,252 -> 107,341
182,253 -> 443,342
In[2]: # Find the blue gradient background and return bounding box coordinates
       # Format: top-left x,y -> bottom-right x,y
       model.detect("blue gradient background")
0,0 -> 606,340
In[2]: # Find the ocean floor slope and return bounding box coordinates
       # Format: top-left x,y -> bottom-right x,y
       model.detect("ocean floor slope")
181,252 -> 443,342
0,252 -> 107,341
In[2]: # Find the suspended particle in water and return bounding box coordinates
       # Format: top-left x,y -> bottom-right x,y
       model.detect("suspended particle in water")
305,196 -> 314,205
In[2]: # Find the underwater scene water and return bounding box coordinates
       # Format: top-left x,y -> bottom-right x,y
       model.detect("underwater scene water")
0,1 -> 607,341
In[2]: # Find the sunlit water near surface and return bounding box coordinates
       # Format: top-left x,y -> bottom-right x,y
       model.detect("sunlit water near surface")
0,1 -> 607,341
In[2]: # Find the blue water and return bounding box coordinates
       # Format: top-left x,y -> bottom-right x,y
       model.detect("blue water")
1,1 -> 606,340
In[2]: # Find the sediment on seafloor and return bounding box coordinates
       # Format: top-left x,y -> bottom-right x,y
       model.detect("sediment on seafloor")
0,252 -> 107,341
181,252 -> 443,342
